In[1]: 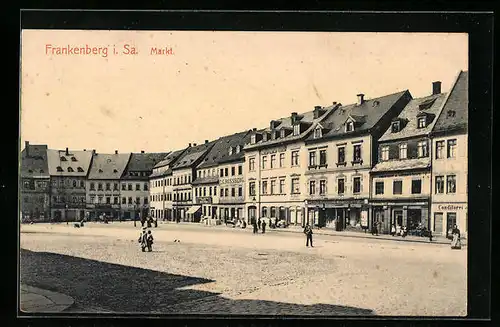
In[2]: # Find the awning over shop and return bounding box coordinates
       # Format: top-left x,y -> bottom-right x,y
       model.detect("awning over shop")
186,206 -> 201,214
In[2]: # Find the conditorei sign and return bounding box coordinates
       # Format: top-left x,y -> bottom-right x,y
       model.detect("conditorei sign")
437,204 -> 467,211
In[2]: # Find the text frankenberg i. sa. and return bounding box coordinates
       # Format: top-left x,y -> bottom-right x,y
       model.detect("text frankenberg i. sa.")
45,44 -> 139,57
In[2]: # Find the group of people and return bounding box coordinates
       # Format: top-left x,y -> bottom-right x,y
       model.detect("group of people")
140,215 -> 158,228
138,227 -> 154,252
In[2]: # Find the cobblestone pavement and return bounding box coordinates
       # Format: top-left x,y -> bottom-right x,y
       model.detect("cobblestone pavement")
20,223 -> 466,316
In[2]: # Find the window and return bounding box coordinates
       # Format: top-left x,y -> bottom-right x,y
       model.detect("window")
195,188 -> 198,197
291,178 -> 300,194
135,184 -> 140,191
270,154 -> 276,169
319,150 -> 327,166
262,207 -> 268,217
144,197 -> 148,205
279,153 -> 285,167
353,145 -> 362,162
220,168 -> 224,176
293,124 -> 300,135
238,165 -> 243,175
270,180 -> 276,194
338,147 -> 346,164
393,180 -> 403,195
418,141 -> 428,157
417,117 -> 427,128
391,121 -> 400,133
224,168 -> 229,176
67,167 -> 74,172
144,183 -> 148,191
249,182 -> 256,196
98,196 -> 103,204
106,183 -> 111,191
434,140 -> 445,159
375,181 -> 384,195
238,186 -> 243,197
231,166 -> 235,176
399,143 -> 407,159
412,179 -> 422,194
80,180 -> 85,188
72,180 -> 77,187
98,183 -> 103,191
60,156 -> 67,161
105,196 -> 110,204
291,151 -> 299,166
122,197 -> 126,204
314,128 -> 322,138
128,184 -> 132,191
353,177 -> 361,193
262,181 -> 268,195
261,156 -> 268,169
113,197 -> 118,204
214,186 -> 217,196
447,139 -> 457,158
381,146 -> 389,161
319,180 -> 326,195
209,187 -> 212,196
56,166 -> 63,172
128,197 -> 133,204
121,183 -> 126,191
279,179 -> 285,194
346,122 -> 354,132
270,207 -> 276,218
446,175 -> 456,194
225,188 -> 229,197
249,158 -> 255,171
136,197 -> 141,205
337,178 -> 345,195
203,187 -> 206,196
309,151 -> 316,167
251,134 -> 257,144
90,182 -> 95,190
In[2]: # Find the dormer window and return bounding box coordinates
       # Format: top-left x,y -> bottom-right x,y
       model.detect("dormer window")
251,134 -> 256,144
67,167 -> 74,172
417,117 -> 427,128
77,167 -> 84,172
229,147 -> 233,156
98,169 -> 103,173
56,166 -> 63,172
71,157 -> 77,161
346,122 -> 354,132
391,121 -> 401,133
113,169 -> 118,173
236,145 -> 241,154
60,156 -> 67,161
314,127 -> 322,139
447,110 -> 456,118
280,129 -> 286,138
293,124 -> 300,136
263,133 -> 268,142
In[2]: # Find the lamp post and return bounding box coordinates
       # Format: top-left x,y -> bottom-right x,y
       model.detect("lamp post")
133,201 -> 137,227
304,200 -> 308,227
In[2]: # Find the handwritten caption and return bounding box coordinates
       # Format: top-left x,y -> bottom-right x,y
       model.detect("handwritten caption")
45,43 -> 174,58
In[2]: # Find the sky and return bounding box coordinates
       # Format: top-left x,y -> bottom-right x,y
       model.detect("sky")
20,30 -> 468,153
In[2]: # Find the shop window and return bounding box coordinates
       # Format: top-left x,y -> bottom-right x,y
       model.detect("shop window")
262,207 -> 268,217
446,212 -> 457,237
393,180 -> 403,195
411,179 -> 422,194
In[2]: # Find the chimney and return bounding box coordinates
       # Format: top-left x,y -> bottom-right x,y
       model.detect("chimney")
193,143 -> 197,147
25,141 -> 29,157
92,149 -> 96,155
332,101 -> 337,105
188,143 -> 192,147
291,112 -> 298,124
141,150 -> 145,153
115,150 -> 118,154
83,149 -> 86,151
356,94 -> 365,105
432,81 -> 442,95
205,139 -> 209,144
252,128 -> 257,132
65,147 -> 69,155
313,105 -> 323,119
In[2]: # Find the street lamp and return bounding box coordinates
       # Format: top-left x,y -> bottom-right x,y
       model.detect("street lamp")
133,201 -> 137,227
65,204 -> 69,225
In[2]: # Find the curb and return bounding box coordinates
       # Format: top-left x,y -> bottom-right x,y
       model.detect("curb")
20,284 -> 75,313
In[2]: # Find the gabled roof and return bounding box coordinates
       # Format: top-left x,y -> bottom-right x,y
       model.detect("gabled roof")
153,149 -> 186,169
20,144 -> 49,178
371,157 -> 431,173
171,142 -> 215,170
379,92 -> 447,142
149,167 -> 173,179
305,90 -> 411,142
432,70 -> 468,134
122,152 -> 169,180
197,131 -> 251,169
87,153 -> 131,180
47,149 -> 93,177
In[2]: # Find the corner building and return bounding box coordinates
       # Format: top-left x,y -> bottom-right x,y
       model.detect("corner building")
244,103 -> 340,227
304,91 -> 412,231
430,71 -> 468,238
370,82 -> 447,234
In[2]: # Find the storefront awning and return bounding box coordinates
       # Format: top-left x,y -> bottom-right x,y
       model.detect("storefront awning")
186,206 -> 201,214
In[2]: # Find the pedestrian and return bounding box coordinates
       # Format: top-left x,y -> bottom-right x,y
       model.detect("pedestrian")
304,223 -> 313,247
391,225 -> 396,236
138,227 -> 148,252
451,225 -> 461,249
146,230 -> 154,252
401,226 -> 407,238
429,229 -> 433,242
147,216 -> 152,228
262,219 -> 267,234
252,218 -> 258,234
376,220 -> 381,236
154,216 -> 158,228
258,218 -> 262,230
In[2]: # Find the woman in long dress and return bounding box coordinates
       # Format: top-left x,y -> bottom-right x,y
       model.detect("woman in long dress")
451,224 -> 461,249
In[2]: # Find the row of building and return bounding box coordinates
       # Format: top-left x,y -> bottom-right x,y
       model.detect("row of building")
20,71 -> 468,237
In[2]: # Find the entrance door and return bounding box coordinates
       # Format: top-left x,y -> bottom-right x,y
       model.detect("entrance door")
407,209 -> 422,230
446,212 -> 457,238
434,213 -> 443,234
375,210 -> 384,232
336,210 -> 345,231
394,210 -> 403,227
54,210 -> 62,222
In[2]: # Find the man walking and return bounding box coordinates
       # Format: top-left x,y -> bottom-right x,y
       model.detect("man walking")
252,218 -> 258,234
304,223 -> 313,247
261,219 -> 267,234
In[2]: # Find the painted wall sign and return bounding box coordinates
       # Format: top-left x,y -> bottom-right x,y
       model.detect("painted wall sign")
220,177 -> 245,185
261,146 -> 287,155
437,204 -> 466,211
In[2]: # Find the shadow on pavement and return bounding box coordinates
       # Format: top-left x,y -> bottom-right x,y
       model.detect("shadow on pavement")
20,249 -> 374,316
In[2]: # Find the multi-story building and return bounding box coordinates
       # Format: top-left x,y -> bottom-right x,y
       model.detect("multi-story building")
192,131 -> 251,224
171,141 -> 215,222
47,148 -> 93,221
303,91 -> 412,231
86,150 -> 130,220
430,71 -> 468,238
120,151 -> 168,221
149,149 -> 186,221
20,141 -> 50,221
244,104 -> 340,227
370,83 -> 447,234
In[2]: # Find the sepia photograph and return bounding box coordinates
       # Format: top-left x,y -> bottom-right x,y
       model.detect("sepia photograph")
19,27 -> 470,317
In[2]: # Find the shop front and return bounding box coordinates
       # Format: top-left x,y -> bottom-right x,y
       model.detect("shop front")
307,199 -> 370,231
371,200 -> 429,235
431,203 -> 467,238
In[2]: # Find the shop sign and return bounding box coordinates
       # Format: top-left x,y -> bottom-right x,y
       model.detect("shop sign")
261,146 -> 287,155
197,197 -> 212,204
437,204 -> 466,211
220,177 -> 245,185
360,210 -> 368,227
